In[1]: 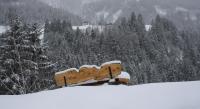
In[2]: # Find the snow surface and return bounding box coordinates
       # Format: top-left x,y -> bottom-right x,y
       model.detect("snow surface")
155,5 -> 167,16
0,26 -> 9,34
39,28 -> 45,40
101,60 -> 121,66
55,61 -> 121,75
0,81 -> 200,109
112,10 -> 122,23
117,71 -> 130,79
145,25 -> 152,31
80,65 -> 101,69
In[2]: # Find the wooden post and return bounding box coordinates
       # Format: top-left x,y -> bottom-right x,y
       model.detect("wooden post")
109,67 -> 113,79
64,76 -> 67,87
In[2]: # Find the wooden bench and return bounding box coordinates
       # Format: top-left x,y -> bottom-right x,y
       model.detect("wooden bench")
54,61 -> 129,87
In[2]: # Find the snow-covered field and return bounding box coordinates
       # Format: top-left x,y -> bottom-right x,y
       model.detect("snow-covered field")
0,26 -> 9,34
0,81 -> 200,109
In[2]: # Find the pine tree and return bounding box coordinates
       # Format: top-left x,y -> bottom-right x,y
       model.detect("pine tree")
136,14 -> 146,37
129,12 -> 137,32
90,29 -> 96,40
26,23 -> 56,91
119,17 -> 128,33
0,18 -> 55,95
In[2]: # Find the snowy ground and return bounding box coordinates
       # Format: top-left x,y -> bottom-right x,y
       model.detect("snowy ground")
1,81 -> 200,109
0,26 -> 9,34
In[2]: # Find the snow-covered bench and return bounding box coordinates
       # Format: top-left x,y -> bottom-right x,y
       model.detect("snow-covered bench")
54,61 -> 130,87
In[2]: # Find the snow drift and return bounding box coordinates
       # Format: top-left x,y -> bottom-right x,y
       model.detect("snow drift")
0,81 -> 200,109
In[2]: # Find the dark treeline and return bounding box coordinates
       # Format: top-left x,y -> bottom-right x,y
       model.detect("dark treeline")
1,12 -> 200,94
44,12 -> 200,85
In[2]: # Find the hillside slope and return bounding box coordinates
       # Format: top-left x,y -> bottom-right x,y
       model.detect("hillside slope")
0,0 -> 81,25
37,0 -> 200,29
1,81 -> 200,109
81,0 -> 200,27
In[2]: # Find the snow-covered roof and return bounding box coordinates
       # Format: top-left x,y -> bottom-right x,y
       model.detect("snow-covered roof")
101,60 -> 121,66
55,68 -> 79,75
80,65 -> 100,69
117,72 -> 130,79
55,60 -> 122,75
